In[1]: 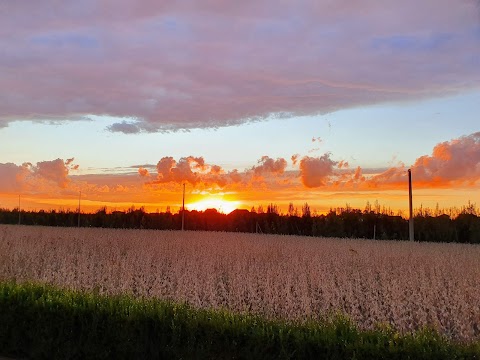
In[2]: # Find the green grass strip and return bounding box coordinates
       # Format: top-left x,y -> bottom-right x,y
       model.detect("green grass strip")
0,281 -> 478,359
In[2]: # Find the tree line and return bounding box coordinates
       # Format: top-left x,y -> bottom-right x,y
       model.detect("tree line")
1,202 -> 479,244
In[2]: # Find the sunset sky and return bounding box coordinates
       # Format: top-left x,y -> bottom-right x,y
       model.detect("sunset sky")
1,1 -> 479,215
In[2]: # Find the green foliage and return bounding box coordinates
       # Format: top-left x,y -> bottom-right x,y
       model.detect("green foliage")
0,281 -> 478,359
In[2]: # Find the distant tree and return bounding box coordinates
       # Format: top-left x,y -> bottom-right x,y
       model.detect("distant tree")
364,201 -> 372,214
462,201 -> 477,215
287,202 -> 295,217
0,201 -> 479,244
302,202 -> 311,218
267,203 -> 279,214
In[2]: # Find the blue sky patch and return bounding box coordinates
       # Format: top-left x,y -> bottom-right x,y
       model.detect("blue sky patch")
31,33 -> 99,48
371,33 -> 454,52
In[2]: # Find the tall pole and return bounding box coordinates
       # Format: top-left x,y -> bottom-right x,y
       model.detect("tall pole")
408,169 -> 414,241
18,195 -> 21,225
181,183 -> 185,231
78,191 -> 81,228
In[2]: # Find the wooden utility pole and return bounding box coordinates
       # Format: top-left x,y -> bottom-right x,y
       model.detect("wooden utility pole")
181,183 -> 185,231
408,169 -> 414,241
18,195 -> 21,225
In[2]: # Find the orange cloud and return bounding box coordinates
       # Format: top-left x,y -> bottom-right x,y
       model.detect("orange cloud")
0,163 -> 27,192
65,158 -> 79,170
252,156 -> 287,177
299,133 -> 480,191
138,167 -> 150,177
368,132 -> 480,189
411,132 -> 480,186
0,158 -> 78,191
291,154 -> 299,166
146,155 -> 291,189
353,166 -> 365,181
28,158 -> 78,188
0,132 -> 479,213
152,156 -> 241,187
299,154 -> 336,188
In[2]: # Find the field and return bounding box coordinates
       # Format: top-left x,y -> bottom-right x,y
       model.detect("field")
1,224 -> 479,342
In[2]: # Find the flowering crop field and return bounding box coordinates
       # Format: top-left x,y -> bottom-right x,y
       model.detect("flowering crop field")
1,224 -> 479,342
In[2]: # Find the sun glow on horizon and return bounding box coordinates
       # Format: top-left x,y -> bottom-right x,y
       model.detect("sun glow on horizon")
188,198 -> 241,214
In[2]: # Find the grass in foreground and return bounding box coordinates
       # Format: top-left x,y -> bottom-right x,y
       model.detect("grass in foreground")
0,281 -> 479,360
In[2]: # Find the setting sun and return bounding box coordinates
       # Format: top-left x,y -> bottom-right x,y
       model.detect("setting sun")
188,198 -> 241,214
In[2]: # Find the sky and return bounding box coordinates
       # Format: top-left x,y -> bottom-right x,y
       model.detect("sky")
0,0 -> 479,215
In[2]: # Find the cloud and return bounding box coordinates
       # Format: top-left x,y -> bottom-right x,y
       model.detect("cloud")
251,156 -> 287,177
337,160 -> 349,169
299,132 -> 480,190
301,132 -> 480,190
353,166 -> 365,181
146,155 -> 292,189
299,154 -> 337,188
291,154 -> 299,166
28,158 -> 78,188
412,132 -> 480,185
0,163 -> 28,192
155,156 -> 200,185
71,172 -> 146,195
0,133 -> 478,212
152,156 -> 236,187
367,132 -> 480,188
138,167 -> 150,177
0,158 -> 78,192
107,121 -> 142,134
0,1 -> 479,131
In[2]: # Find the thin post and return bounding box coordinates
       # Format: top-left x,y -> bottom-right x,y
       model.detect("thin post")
408,169 -> 414,241
78,191 -> 81,228
181,183 -> 185,231
18,195 -> 21,225
256,222 -> 263,234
